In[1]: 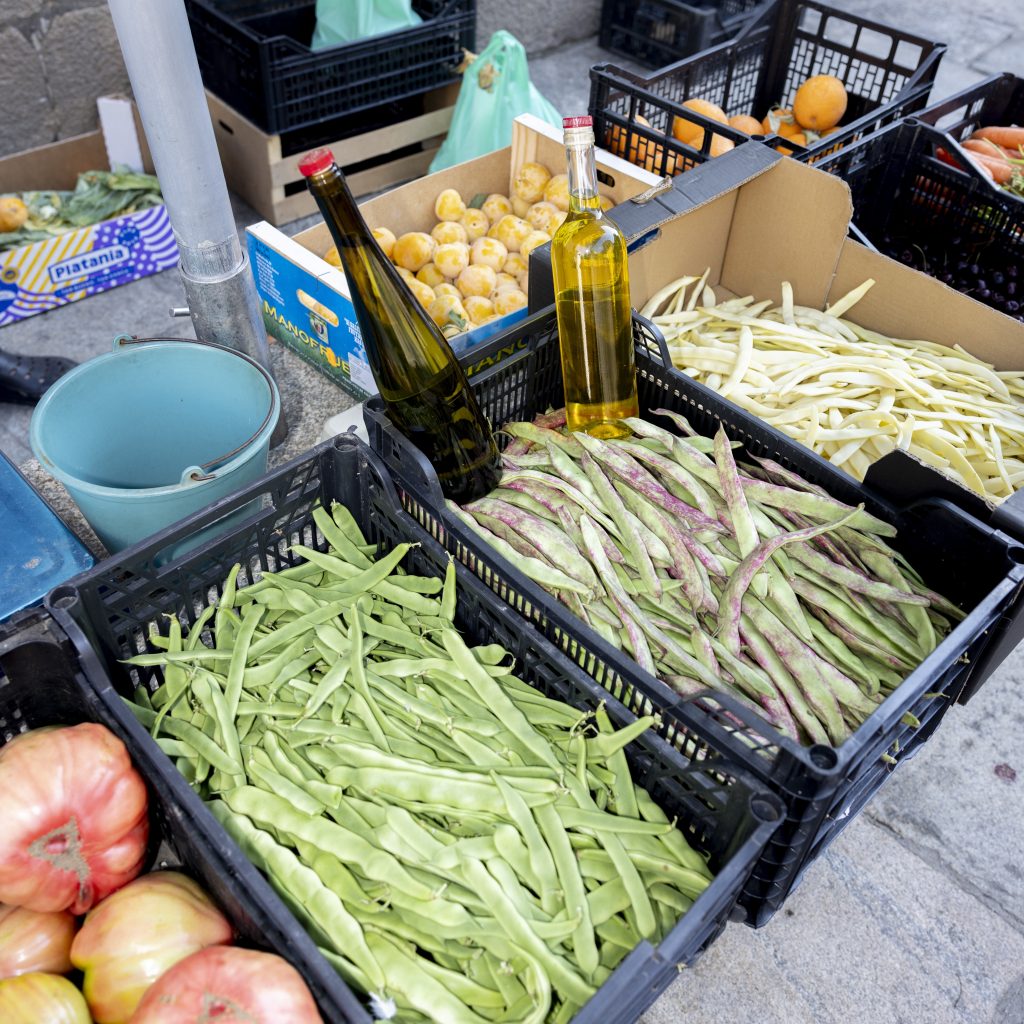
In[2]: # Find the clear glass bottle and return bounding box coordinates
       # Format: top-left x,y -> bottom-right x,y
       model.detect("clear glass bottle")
299,148 -> 500,504
550,115 -> 639,439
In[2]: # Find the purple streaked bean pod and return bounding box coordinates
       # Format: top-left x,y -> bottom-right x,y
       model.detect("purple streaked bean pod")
504,419 -> 581,456
609,438 -> 719,519
741,478 -> 896,537
744,602 -> 848,744
553,504 -> 625,566
501,469 -> 618,535
573,432 -> 726,535
790,577 -> 916,671
446,499 -> 594,598
490,487 -> 559,524
738,615 -> 829,744
614,483 -> 713,614
714,426 -> 760,559
466,497 -> 599,591
579,450 -> 662,600
717,506 -> 860,656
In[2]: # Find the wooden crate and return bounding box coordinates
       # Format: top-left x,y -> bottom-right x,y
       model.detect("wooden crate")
207,85 -> 458,226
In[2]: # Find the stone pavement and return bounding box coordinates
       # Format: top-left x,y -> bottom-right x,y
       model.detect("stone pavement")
3,1 -> 1024,1021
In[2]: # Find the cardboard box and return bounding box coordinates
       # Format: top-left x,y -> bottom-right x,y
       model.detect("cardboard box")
0,98 -> 176,328
246,114 -> 662,400
531,142 -> 1024,522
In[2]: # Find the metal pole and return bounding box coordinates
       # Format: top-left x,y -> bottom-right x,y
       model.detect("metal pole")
106,0 -> 287,445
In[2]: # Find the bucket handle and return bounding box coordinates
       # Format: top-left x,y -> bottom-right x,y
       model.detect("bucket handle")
112,334 -> 278,482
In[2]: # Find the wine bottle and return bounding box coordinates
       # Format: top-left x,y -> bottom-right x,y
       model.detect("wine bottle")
550,116 -> 639,439
298,148 -> 500,503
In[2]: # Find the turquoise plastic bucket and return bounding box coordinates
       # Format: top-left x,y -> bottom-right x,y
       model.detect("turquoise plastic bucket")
30,336 -> 280,553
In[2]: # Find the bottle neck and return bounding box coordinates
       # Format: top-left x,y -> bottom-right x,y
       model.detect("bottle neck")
565,140 -> 601,215
308,165 -> 364,242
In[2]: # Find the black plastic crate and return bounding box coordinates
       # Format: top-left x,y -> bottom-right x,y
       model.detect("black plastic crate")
0,608 -> 368,1023
48,436 -> 782,1024
916,72 -> 1024,208
599,0 -> 767,70
918,73 -> 1024,148
589,0 -> 945,175
363,308 -> 1024,925
185,0 -> 474,135
816,118 -> 1024,318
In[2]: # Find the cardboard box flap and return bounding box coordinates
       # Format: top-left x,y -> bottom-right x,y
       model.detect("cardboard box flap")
723,157 -> 852,309
611,143 -> 780,246
0,96 -> 153,193
0,133 -> 109,192
830,238 -> 1024,371
626,197 -> 739,315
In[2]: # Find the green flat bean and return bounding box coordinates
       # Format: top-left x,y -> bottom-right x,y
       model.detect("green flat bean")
223,786 -> 437,902
461,857 -> 596,1006
364,931 -> 491,1024
209,801 -> 385,990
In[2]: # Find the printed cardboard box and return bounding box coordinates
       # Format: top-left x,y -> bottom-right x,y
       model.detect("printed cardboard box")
0,98 -> 176,327
246,114 -> 661,400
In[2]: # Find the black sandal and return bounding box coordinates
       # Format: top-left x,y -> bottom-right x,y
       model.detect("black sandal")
0,349 -> 77,405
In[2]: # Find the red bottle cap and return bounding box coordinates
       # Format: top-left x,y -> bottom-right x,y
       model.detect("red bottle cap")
563,116 -> 593,128
298,148 -> 335,177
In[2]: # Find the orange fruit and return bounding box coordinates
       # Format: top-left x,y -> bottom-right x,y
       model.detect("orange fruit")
709,135 -> 735,157
672,98 -> 728,147
777,132 -> 808,156
609,114 -> 682,175
761,107 -> 803,139
793,75 -> 848,132
608,113 -> 651,158
728,114 -> 763,135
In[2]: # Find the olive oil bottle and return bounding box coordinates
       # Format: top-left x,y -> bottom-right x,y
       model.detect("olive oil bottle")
550,116 -> 639,439
299,148 -> 500,503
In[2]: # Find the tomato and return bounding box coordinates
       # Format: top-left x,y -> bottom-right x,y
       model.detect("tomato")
0,723 -> 148,914
129,946 -> 323,1023
72,871 -> 233,1024
0,903 -> 77,979
0,972 -> 91,1024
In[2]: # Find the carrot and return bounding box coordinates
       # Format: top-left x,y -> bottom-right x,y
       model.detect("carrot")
959,142 -> 1013,184
970,125 -> 1024,151
962,137 -> 1013,160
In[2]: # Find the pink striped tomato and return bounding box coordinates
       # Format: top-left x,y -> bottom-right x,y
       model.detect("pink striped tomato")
129,946 -> 323,1023
0,724 -> 148,914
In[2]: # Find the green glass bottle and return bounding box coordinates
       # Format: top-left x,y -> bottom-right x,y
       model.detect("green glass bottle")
299,148 -> 500,503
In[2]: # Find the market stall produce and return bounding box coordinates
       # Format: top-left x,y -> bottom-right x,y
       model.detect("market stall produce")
0,715 -> 326,1022
0,169 -> 163,253
642,273 -> 1024,502
124,501 -> 718,1023
450,408 -> 961,746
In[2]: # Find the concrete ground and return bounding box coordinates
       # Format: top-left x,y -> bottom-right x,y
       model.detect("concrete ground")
3,1 -> 1024,1021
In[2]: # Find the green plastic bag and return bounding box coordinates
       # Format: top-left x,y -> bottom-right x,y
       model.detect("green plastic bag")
311,0 -> 421,50
429,30 -> 562,173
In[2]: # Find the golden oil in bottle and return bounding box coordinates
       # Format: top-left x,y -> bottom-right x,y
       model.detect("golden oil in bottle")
550,115 -> 639,439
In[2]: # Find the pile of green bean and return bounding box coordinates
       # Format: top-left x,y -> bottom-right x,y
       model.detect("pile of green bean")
123,503 -> 713,1024
450,409 -> 964,747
